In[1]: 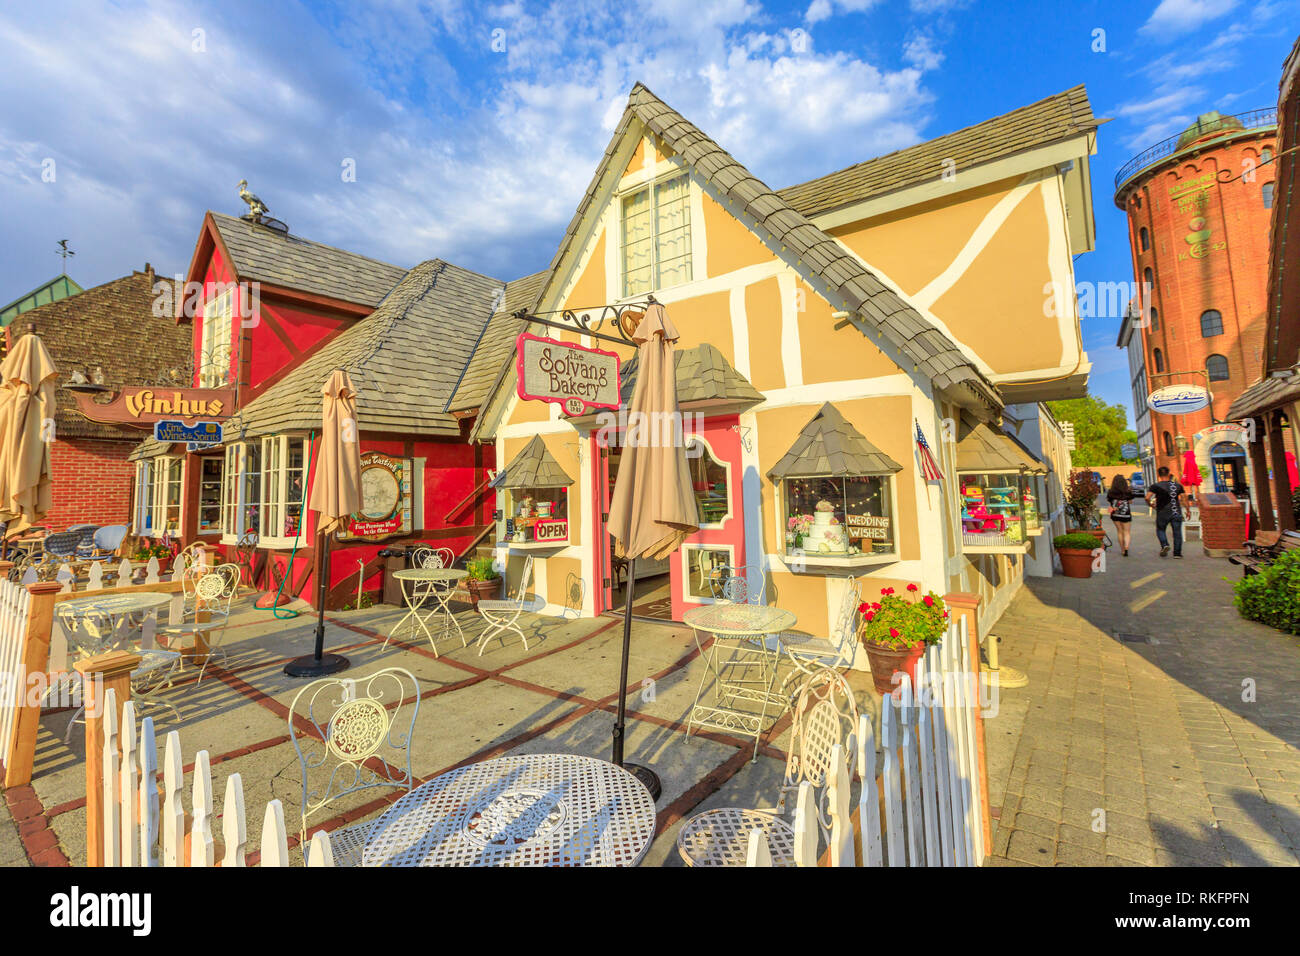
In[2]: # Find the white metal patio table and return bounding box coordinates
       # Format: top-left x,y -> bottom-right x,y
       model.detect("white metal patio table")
361,752 -> 657,867
683,603 -> 796,760
387,567 -> 468,656
55,591 -> 174,647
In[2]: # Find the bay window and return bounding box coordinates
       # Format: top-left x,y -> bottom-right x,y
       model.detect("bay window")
134,457 -> 181,537
221,442 -> 263,539
260,435 -> 308,541
133,460 -> 154,535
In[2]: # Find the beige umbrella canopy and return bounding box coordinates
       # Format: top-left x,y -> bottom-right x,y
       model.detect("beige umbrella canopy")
606,303 -> 699,560
308,369 -> 362,536
0,331 -> 58,537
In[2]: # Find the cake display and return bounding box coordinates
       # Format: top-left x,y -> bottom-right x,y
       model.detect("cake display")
811,499 -> 848,553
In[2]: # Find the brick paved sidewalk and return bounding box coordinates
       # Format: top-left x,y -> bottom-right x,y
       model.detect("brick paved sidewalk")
985,512 -> 1300,866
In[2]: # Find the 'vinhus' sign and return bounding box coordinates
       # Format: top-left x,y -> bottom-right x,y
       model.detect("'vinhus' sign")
515,332 -> 620,416
71,387 -> 237,428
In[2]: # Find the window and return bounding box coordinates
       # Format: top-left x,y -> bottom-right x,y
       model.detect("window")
140,457 -> 183,536
1263,182 -> 1275,209
621,173 -> 692,297
1206,354 -> 1230,381
1153,347 -> 1165,373
199,288 -> 235,388
1139,227 -> 1150,251
1263,148 -> 1273,163
782,475 -> 895,558
1200,309 -> 1223,337
686,438 -> 730,527
1149,307 -> 1159,331
1163,431 -> 1175,456
221,442 -> 263,537
133,461 -> 154,535
501,487 -> 569,544
960,473 -> 1035,549
197,457 -> 223,535
682,544 -> 735,602
1144,267 -> 1154,290
260,436 -> 308,540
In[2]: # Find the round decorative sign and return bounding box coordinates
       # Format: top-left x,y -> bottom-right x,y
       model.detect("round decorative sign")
1147,384 -> 1212,416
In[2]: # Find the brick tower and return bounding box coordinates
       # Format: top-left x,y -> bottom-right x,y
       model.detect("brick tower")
1114,109 -> 1281,499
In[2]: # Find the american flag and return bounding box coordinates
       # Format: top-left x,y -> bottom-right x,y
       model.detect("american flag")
915,421 -> 945,481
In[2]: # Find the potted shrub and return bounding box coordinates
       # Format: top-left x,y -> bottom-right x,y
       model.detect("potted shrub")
464,555 -> 503,611
131,540 -> 174,572
857,584 -> 947,695
1065,470 -> 1103,538
1053,532 -> 1100,579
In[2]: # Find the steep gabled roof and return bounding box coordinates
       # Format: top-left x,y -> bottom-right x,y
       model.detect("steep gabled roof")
225,260 -> 504,439
777,86 -> 1098,218
490,434 -> 573,489
956,418 -> 1046,473
768,403 -> 903,479
449,269 -> 549,412
534,83 -> 1002,417
207,212 -> 408,308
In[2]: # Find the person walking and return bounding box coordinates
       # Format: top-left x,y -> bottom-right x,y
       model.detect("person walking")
1146,466 -> 1190,558
1106,474 -> 1142,556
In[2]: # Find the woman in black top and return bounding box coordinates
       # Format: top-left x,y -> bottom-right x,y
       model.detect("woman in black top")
1107,474 -> 1142,556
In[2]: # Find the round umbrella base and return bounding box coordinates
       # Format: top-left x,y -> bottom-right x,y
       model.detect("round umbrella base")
624,763 -> 662,801
284,653 -> 350,678
989,665 -> 1028,688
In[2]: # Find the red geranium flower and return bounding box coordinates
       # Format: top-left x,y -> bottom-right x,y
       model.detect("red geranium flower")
858,602 -> 870,614
872,602 -> 881,610
889,627 -> 900,638
923,595 -> 934,607
866,611 -> 875,622
906,583 -> 918,592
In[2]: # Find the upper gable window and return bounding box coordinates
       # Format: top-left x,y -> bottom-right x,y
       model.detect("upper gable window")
621,173 -> 692,297
200,287 -> 235,388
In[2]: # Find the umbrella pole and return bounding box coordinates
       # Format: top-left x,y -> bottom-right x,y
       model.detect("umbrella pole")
284,528 -> 350,678
611,558 -> 662,800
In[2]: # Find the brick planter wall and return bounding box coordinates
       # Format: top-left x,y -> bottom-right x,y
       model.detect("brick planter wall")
1199,493 -> 1248,554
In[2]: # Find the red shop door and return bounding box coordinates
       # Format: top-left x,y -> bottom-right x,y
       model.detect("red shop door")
671,416 -> 746,621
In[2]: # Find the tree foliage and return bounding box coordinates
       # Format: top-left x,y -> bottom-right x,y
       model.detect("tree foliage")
1048,394 -> 1138,467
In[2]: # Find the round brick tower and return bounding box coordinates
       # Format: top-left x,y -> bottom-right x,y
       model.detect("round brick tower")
1114,109 -> 1279,499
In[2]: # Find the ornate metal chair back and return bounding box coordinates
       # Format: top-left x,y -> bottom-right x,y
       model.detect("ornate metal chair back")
782,667 -> 859,829
709,563 -> 767,605
288,667 -> 421,843
513,555 -> 535,605
828,579 -> 861,665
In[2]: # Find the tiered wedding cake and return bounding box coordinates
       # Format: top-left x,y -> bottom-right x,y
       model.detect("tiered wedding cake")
810,499 -> 848,553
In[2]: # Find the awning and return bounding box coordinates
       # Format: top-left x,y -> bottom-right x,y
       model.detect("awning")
956,418 -> 1046,474
768,403 -> 903,480
490,434 -> 573,489
1226,368 -> 1300,420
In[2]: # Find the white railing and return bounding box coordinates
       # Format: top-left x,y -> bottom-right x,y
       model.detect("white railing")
0,577 -> 33,776
754,618 -> 988,867
93,687 -> 334,867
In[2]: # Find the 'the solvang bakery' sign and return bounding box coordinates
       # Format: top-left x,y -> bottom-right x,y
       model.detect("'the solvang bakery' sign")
71,387 -> 237,428
516,333 -> 620,417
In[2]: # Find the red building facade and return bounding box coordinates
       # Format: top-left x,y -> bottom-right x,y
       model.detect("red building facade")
1115,110 -> 1282,496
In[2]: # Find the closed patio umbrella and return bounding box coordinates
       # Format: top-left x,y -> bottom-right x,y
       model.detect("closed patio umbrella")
0,327 -> 58,537
285,369 -> 362,678
606,303 -> 698,798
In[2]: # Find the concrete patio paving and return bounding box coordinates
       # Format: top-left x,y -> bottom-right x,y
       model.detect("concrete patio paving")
4,592 -> 880,867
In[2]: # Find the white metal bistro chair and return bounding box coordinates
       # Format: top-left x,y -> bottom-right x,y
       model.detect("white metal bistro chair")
676,667 -> 859,867
475,555 -> 539,655
158,563 -> 240,683
288,667 -> 420,866
777,578 -> 860,698
709,562 -> 768,605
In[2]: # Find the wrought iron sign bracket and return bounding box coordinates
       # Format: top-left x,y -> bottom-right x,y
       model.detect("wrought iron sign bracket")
512,295 -> 658,347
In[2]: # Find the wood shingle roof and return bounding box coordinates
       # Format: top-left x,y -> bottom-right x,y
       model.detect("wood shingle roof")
449,269 -> 549,413
490,434 -> 574,489
768,403 -> 903,480
955,418 -> 1047,473
618,342 -> 763,408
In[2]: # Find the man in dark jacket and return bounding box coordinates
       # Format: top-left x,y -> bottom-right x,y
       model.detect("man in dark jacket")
1146,466 -> 1190,558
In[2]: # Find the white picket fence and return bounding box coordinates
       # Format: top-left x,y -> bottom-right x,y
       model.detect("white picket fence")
25,556 -> 167,594
0,577 -> 33,773
753,617 -> 988,867
94,687 -> 334,867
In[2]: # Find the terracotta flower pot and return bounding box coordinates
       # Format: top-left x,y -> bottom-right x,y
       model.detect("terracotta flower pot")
465,576 -> 503,612
1056,547 -> 1095,579
863,640 -> 925,695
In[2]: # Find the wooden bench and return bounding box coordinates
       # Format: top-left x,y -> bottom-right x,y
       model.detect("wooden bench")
1229,530 -> 1300,576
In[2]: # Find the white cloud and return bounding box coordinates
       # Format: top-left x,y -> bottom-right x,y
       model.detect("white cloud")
1139,0 -> 1240,38
903,34 -> 944,71
804,0 -> 881,22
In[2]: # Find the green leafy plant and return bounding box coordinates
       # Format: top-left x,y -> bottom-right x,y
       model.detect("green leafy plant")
466,556 -> 501,582
132,542 -> 171,561
1064,470 -> 1102,530
1292,486 -> 1300,525
857,584 -> 947,649
1054,532 -> 1102,550
1233,550 -> 1300,634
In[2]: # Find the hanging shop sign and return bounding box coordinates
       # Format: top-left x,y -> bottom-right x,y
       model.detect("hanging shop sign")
154,420 -> 222,444
1120,442 -> 1139,459
71,387 -> 237,428
341,452 -> 414,541
533,519 -> 569,542
1147,384 -> 1212,416
516,332 -> 620,417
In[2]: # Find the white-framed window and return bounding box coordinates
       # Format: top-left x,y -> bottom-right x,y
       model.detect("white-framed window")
621,172 -> 692,297
681,543 -> 736,604
197,456 -> 224,535
221,442 -> 263,538
259,435 -> 308,541
199,287 -> 235,388
133,460 -> 154,535
686,436 -> 731,528
136,457 -> 182,537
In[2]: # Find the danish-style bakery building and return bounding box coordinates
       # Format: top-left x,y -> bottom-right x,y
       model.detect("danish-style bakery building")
473,83 -> 1094,641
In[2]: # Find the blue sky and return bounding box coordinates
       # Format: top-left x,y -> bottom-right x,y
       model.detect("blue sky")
1,0 -> 1295,424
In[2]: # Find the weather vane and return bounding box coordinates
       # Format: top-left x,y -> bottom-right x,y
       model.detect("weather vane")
55,239 -> 75,273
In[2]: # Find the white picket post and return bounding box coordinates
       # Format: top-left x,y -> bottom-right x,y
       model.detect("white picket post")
941,634 -> 969,868
744,829 -> 772,868
960,624 -> 986,865
791,780 -> 818,867
87,562 -> 104,591
145,557 -> 160,585
56,565 -> 74,593
928,642 -> 955,867
856,713 -> 882,867
950,626 -> 975,866
899,676 -> 923,866
222,774 -> 248,867
307,830 -> 336,868
916,655 -> 941,867
116,558 -> 133,587
260,800 -> 290,867
101,687 -> 121,868
881,697 -> 904,866
162,731 -> 184,867
138,717 -> 159,867
827,742 -> 854,866
118,701 -> 138,867
190,751 -> 214,867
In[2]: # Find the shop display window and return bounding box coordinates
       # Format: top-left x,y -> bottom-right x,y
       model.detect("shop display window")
502,487 -> 570,544
959,471 -> 1035,550
780,474 -> 896,559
